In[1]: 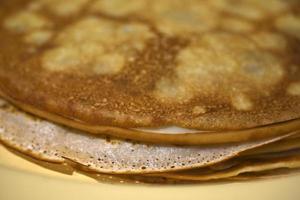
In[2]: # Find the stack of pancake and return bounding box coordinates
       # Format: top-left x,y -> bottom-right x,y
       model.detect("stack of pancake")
0,0 -> 300,184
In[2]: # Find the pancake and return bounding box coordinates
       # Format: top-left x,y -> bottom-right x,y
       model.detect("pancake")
209,148 -> 300,172
230,168 -> 300,182
207,139 -> 300,171
0,0 -> 300,144
242,137 -> 300,156
5,140 -> 300,184
95,153 -> 300,184
0,99 -> 293,174
2,92 -> 300,145
150,153 -> 300,181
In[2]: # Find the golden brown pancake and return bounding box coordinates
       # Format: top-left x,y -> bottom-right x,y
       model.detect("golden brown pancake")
4,142 -> 300,184
242,137 -> 300,156
230,168 -> 300,182
1,103 -> 299,184
3,93 -> 300,145
209,148 -> 300,172
0,99 -> 293,174
78,152 -> 300,183
0,0 -> 300,143
210,148 -> 300,174
150,153 -> 300,181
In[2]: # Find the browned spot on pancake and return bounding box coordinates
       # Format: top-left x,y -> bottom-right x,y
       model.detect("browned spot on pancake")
276,14 -> 300,40
146,0 -> 219,36
212,1 -> 264,20
211,0 -> 288,20
231,93 -> 253,111
24,30 -> 53,46
250,32 -> 287,50
3,8 -> 53,47
31,0 -> 91,16
221,18 -> 254,33
287,82 -> 300,96
154,33 -> 284,109
0,0 -> 300,131
42,17 -> 154,74
0,99 -> 6,108
90,0 -> 147,17
192,106 -> 207,115
90,0 -> 219,36
4,10 -> 51,32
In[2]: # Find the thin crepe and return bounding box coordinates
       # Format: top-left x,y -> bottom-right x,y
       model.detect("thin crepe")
4,143 -> 300,184
150,152 -> 300,181
0,99 -> 293,174
3,93 -> 300,145
242,137 -> 300,156
0,0 -> 300,138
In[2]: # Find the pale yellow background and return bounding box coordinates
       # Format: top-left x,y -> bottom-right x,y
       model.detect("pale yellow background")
0,144 -> 300,200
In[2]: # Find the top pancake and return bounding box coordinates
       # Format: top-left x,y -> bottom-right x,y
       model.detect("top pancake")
0,0 -> 300,130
